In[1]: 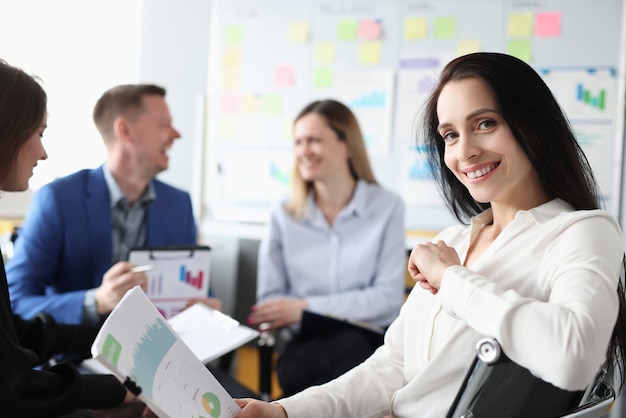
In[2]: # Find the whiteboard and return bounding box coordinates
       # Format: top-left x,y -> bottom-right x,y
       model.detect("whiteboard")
203,0 -> 626,230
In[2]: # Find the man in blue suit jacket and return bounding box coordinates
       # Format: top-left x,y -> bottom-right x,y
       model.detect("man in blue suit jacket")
7,84 -> 221,325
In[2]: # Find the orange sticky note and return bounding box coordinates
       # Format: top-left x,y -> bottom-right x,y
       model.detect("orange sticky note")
535,12 -> 561,37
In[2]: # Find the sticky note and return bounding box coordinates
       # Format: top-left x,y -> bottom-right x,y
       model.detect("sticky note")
218,116 -> 239,139
220,94 -> 240,115
221,71 -> 241,91
359,41 -> 381,64
358,19 -> 382,40
314,42 -> 336,64
242,95 -> 261,113
507,39 -> 532,62
274,65 -> 295,87
433,16 -> 456,39
337,19 -> 358,40
313,68 -> 334,88
535,12 -> 561,37
288,22 -> 309,43
223,49 -> 241,68
457,40 -> 481,56
263,95 -> 282,115
508,13 -> 533,37
224,26 -> 243,45
404,17 -> 428,40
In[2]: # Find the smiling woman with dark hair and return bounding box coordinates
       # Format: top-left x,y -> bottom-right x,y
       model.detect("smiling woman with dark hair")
233,52 -> 626,418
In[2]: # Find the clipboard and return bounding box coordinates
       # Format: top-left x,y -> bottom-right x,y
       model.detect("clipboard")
299,310 -> 385,348
129,245 -> 211,319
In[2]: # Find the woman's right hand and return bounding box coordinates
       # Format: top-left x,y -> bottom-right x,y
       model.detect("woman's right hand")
234,399 -> 288,418
248,298 -> 308,332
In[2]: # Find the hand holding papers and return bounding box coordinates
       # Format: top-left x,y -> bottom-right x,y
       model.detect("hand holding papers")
91,286 -> 241,418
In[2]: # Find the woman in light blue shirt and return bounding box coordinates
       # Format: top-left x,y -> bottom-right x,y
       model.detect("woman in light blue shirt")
248,99 -> 406,396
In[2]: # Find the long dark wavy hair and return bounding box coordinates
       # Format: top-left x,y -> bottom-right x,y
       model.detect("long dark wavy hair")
420,52 -> 626,393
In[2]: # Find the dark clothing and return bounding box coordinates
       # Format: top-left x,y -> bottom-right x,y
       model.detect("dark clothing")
276,328 -> 382,396
0,258 -> 126,417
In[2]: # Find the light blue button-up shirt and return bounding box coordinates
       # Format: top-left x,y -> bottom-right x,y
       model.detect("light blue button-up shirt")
256,180 -> 406,327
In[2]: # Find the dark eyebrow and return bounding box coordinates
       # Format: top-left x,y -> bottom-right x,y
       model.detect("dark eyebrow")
437,107 -> 498,131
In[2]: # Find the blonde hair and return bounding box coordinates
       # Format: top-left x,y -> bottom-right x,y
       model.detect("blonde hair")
286,99 -> 377,220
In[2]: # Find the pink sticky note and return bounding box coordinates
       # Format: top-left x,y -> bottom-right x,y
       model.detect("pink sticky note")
220,94 -> 240,114
274,65 -> 295,87
358,19 -> 382,40
535,12 -> 561,37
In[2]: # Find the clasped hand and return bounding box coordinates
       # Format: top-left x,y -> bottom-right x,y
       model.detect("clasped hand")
408,240 -> 461,295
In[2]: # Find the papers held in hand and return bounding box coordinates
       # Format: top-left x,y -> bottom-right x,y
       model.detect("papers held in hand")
299,310 -> 385,347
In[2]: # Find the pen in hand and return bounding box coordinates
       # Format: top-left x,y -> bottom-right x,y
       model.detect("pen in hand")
129,264 -> 154,274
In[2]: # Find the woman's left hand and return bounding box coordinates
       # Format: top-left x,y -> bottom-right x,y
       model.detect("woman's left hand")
408,240 -> 461,294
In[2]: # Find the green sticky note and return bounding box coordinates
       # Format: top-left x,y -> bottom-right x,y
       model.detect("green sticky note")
434,16 -> 456,39
225,26 -> 243,45
263,95 -> 282,115
507,39 -> 532,62
337,19 -> 358,40
314,68 -> 334,88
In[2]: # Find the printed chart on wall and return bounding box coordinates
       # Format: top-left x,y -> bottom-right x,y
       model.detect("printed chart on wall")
539,67 -> 619,209
204,0 -> 625,227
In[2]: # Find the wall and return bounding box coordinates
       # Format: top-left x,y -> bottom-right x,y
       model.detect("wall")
202,0 -> 626,232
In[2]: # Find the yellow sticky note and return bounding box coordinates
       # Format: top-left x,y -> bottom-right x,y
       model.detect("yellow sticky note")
281,118 -> 294,140
221,71 -> 241,91
434,16 -> 456,39
404,17 -> 428,40
224,26 -> 243,45
313,67 -> 334,88
337,19 -> 358,40
288,22 -> 309,44
314,42 -> 336,64
223,48 -> 241,68
359,41 -> 381,64
507,39 -> 532,62
263,95 -> 282,115
508,13 -> 533,37
218,116 -> 239,139
457,40 -> 481,56
242,95 -> 261,113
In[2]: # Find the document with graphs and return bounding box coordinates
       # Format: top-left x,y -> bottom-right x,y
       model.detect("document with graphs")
129,246 -> 212,319
91,286 -> 241,418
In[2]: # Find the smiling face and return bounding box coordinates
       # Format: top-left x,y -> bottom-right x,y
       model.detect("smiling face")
126,94 -> 180,178
437,77 -> 543,208
293,112 -> 351,184
5,114 -> 48,192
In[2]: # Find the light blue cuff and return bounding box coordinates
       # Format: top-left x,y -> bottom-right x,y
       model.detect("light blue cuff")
82,288 -> 101,325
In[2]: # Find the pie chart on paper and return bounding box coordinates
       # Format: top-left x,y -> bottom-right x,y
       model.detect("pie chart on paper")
201,392 -> 221,418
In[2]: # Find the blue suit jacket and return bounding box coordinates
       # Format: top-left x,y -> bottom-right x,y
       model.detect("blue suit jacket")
7,165 -> 198,324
